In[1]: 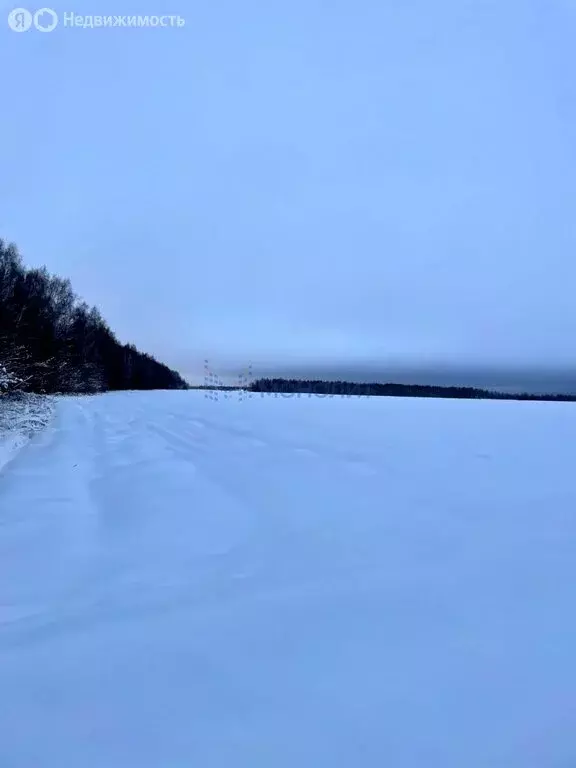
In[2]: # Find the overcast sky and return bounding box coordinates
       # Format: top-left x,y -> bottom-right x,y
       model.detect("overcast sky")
2,0 -> 575,386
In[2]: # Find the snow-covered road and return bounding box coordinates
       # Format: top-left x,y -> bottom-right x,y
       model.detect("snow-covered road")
1,391 -> 576,767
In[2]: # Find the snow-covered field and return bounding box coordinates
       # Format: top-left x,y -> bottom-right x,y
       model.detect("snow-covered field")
1,390 -> 575,767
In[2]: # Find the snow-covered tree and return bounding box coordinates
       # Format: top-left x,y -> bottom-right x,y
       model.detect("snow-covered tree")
0,363 -> 23,392
0,237 -> 188,394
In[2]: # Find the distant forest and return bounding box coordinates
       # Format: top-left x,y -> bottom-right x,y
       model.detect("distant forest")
4,236 -> 574,403
248,378 -> 576,403
1,239 -> 188,394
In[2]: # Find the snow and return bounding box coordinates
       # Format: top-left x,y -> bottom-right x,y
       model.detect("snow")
0,394 -> 54,473
1,390 -> 576,767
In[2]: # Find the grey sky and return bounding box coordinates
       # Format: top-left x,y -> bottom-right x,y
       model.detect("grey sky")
2,0 -> 575,386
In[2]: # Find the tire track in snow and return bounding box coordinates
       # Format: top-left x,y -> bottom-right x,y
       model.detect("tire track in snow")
1,392 -> 384,647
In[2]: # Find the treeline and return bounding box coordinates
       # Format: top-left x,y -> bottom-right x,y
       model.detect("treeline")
1,239 -> 188,394
249,378 -> 576,402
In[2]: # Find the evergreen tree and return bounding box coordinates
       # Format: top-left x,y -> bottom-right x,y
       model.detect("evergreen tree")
0,239 -> 188,394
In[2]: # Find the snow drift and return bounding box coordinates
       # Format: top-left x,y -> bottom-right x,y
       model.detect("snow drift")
1,390 -> 575,767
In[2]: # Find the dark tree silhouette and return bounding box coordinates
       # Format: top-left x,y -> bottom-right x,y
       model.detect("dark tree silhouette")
1,239 -> 188,394
249,378 -> 576,403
